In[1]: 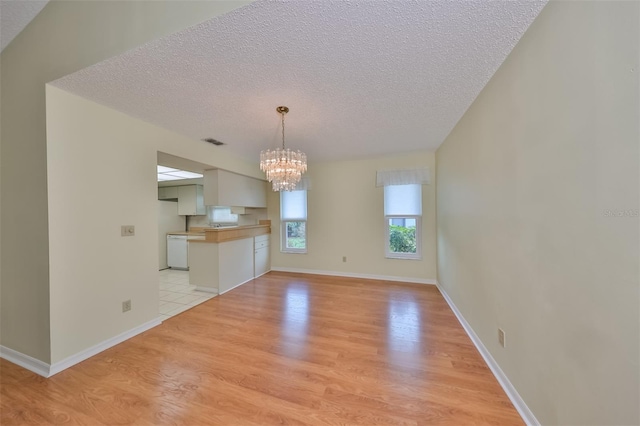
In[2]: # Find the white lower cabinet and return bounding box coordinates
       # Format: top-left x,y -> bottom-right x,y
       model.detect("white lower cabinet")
189,233 -> 270,294
254,235 -> 270,278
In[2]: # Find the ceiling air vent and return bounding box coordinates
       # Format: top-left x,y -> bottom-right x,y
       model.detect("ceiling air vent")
202,138 -> 225,146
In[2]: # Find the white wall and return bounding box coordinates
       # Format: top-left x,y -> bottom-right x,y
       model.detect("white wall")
188,214 -> 210,228
46,85 -> 260,364
436,2 -> 639,425
219,238 -> 254,293
188,208 -> 267,228
237,208 -> 268,227
269,152 -> 437,282
158,201 -> 185,270
1,0 -> 252,364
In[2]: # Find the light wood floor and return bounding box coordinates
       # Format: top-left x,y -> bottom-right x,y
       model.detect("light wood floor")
1,272 -> 523,425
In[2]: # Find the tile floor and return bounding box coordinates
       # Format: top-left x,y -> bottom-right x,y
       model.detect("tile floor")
158,269 -> 217,321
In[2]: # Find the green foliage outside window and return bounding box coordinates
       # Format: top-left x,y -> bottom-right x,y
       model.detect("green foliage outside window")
286,222 -> 306,249
389,225 -> 416,253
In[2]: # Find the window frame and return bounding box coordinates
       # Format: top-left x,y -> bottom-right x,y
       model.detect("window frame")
281,220 -> 307,254
384,215 -> 422,260
280,190 -> 308,254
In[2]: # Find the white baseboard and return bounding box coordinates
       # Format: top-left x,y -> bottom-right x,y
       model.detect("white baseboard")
436,283 -> 539,426
219,276 -> 256,295
254,269 -> 271,279
197,270 -> 273,297
0,345 -> 51,377
270,267 -> 436,285
48,318 -> 161,376
1,318 -> 161,377
195,286 -> 218,294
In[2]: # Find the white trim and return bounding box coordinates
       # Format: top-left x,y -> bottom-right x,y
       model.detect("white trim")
385,215 -> 422,260
270,267 -> 436,285
254,269 -> 271,279
201,272 -> 273,297
195,286 -> 218,294
280,220 -> 307,254
0,318 -> 161,378
219,277 -> 255,295
436,282 -> 539,426
48,318 -> 161,376
0,345 -> 51,377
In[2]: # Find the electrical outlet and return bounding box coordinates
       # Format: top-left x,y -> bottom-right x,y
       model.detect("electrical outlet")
121,225 -> 135,236
342,256 -> 347,263
498,328 -> 506,348
122,299 -> 131,312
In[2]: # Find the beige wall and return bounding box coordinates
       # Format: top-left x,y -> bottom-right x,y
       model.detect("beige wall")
4,2 -> 638,423
0,0 -> 251,363
46,86 -> 260,364
269,152 -> 437,282
436,1 -> 639,425
0,52 -> 3,345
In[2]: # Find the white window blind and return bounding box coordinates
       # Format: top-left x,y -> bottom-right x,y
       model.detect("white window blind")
281,190 -> 307,220
384,184 -> 422,216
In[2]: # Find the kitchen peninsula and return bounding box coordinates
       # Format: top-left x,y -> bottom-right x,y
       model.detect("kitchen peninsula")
188,222 -> 270,294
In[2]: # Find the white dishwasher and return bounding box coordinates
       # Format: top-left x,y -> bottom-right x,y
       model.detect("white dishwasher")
167,234 -> 188,270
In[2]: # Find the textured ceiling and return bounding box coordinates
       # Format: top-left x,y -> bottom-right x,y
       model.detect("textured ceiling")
0,0 -> 48,52
52,0 -> 546,163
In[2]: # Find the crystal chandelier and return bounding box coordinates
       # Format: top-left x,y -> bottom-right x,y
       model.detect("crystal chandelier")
260,106 -> 307,191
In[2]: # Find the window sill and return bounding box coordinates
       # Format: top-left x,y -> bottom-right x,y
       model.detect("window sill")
385,255 -> 422,261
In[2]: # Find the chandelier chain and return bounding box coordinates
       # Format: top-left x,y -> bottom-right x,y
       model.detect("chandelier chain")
281,111 -> 285,149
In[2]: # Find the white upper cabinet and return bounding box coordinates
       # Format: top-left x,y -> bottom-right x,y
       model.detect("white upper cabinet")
177,185 -> 206,215
204,170 -> 267,208
158,186 -> 178,200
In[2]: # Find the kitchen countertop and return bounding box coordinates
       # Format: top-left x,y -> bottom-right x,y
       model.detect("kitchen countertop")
166,231 -> 205,236
168,222 -> 271,243
189,224 -> 271,244
203,224 -> 268,232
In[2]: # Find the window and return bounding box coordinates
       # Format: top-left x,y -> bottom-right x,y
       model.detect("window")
281,190 -> 307,253
207,206 -> 238,226
384,184 -> 421,259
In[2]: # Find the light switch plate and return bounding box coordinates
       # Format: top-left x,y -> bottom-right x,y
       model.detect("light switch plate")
498,328 -> 506,348
121,225 -> 135,236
